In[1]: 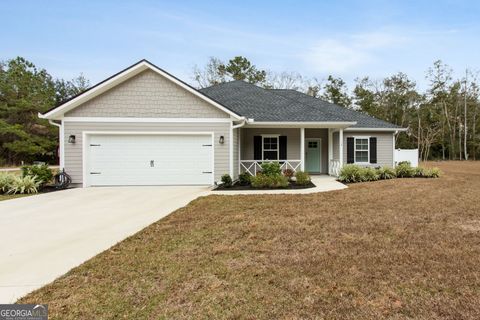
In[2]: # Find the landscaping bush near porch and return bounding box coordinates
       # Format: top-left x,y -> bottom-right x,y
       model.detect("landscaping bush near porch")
217,162 -> 314,190
250,173 -> 289,188
249,162 -> 288,188
339,163 -> 441,183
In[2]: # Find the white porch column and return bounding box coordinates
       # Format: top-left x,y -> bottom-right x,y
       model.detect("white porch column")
328,128 -> 333,175
339,128 -> 344,167
300,128 -> 305,171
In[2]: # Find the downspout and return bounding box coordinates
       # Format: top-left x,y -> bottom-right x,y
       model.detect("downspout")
229,118 -> 248,179
48,119 -> 64,169
48,119 -> 61,128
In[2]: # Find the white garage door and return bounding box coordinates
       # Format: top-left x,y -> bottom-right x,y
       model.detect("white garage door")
87,134 -> 213,186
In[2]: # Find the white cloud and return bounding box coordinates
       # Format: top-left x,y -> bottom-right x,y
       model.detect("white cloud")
302,32 -> 407,73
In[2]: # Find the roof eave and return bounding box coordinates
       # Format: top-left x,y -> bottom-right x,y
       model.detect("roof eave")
344,127 -> 408,132
244,121 -> 357,128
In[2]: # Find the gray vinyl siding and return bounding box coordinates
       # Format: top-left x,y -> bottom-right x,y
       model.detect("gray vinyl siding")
343,131 -> 394,167
65,70 -> 228,118
63,121 -> 230,184
305,128 -> 328,174
232,128 -> 239,179
241,128 -> 301,160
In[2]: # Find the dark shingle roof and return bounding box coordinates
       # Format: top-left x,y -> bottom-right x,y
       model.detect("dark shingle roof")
200,80 -> 401,129
270,89 -> 401,128
199,80 -> 347,122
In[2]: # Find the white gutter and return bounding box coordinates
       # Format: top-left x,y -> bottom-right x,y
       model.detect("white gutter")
247,121 -> 356,126
48,120 -> 64,169
232,118 -> 248,129
344,127 -> 408,132
48,119 -> 61,128
229,118 -> 248,177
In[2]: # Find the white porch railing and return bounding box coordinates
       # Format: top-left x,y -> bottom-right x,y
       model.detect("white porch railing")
329,160 -> 342,177
240,160 -> 302,176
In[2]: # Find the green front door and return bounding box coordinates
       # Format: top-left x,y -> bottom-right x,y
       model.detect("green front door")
305,139 -> 321,173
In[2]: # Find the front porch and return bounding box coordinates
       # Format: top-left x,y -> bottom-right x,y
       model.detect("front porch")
238,127 -> 345,177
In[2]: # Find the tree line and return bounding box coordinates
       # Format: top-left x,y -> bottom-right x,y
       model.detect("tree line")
0,57 -> 89,165
1,56 -> 478,166
194,56 -> 480,161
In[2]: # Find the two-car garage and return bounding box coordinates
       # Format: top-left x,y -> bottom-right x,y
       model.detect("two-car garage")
84,133 -> 214,186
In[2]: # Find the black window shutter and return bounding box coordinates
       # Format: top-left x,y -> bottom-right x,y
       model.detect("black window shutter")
254,136 -> 262,160
369,137 -> 377,164
279,136 -> 287,160
347,137 -> 354,164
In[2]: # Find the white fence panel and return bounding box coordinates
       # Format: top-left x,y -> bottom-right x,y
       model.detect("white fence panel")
394,149 -> 419,167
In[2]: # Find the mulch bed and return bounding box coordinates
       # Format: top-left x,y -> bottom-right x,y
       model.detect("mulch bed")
214,181 -> 316,191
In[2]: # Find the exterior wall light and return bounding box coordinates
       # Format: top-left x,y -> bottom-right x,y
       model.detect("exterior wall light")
219,135 -> 225,144
68,135 -> 76,144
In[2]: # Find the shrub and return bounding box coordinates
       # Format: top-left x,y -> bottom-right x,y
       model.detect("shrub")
397,161 -> 411,166
260,162 -> 281,177
221,174 -> 232,187
362,167 -> 379,181
395,162 -> 415,178
251,173 -> 288,188
250,174 -> 268,188
424,167 -> 441,178
270,174 -> 289,188
413,167 -> 426,177
339,165 -> 383,183
338,164 -> 364,183
376,167 -> 396,180
295,171 -> 311,185
21,164 -> 53,186
283,169 -> 294,180
238,172 -> 251,185
0,173 -> 16,193
7,175 -> 40,194
221,174 -> 233,188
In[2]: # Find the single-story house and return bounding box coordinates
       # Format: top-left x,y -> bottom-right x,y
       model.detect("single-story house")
39,60 -> 406,187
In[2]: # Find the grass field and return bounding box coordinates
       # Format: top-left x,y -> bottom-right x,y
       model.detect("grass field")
19,161 -> 480,319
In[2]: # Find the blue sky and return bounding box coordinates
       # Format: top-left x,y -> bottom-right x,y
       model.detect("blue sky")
2,0 -> 479,90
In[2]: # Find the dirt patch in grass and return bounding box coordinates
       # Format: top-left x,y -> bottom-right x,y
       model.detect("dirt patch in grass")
19,161 -> 480,319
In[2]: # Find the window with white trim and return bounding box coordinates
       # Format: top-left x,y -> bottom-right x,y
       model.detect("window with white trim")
262,136 -> 279,160
354,138 -> 369,163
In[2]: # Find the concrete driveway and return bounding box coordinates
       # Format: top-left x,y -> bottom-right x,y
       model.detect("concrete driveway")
0,186 -> 209,303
